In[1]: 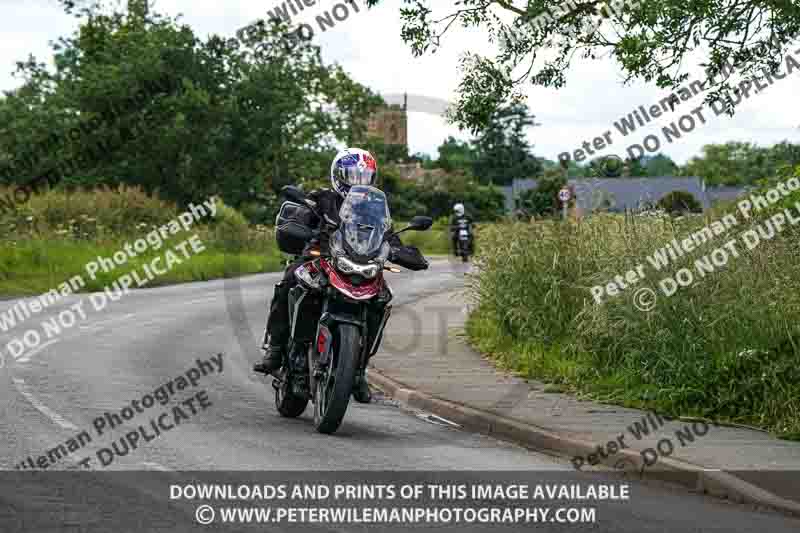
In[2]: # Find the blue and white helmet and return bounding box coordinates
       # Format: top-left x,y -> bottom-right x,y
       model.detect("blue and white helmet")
330,147 -> 378,198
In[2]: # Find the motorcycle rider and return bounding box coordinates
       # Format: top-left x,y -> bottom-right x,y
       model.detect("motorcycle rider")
253,147 -> 429,403
450,203 -> 473,255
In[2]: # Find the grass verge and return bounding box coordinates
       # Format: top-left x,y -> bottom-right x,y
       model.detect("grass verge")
466,171 -> 800,440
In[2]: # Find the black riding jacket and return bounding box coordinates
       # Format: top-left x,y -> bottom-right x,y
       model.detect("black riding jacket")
450,215 -> 474,236
303,189 -> 429,271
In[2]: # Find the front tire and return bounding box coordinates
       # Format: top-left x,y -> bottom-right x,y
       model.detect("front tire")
314,324 -> 360,434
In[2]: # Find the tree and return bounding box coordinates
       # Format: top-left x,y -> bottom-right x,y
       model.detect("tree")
472,102 -> 542,186
644,154 -> 679,177
515,172 -> 567,217
682,141 -> 773,185
765,141 -> 800,176
409,151 -> 435,169
365,0 -> 800,132
658,190 -> 702,213
435,136 -> 477,174
0,0 -> 380,207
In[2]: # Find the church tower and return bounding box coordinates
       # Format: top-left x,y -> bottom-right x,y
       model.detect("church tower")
365,93 -> 408,149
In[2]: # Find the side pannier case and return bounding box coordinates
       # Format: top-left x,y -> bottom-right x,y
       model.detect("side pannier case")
275,201 -> 318,255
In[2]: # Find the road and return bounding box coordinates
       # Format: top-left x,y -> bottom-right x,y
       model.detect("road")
0,260 -> 798,531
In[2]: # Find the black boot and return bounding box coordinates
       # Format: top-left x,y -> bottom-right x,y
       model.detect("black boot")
253,343 -> 283,375
352,369 -> 372,403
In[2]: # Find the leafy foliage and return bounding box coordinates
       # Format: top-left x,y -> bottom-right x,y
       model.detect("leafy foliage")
681,141 -> 800,185
643,153 -> 679,177
366,0 -> 800,132
381,164 -> 505,221
435,136 -> 477,174
467,167 -> 800,436
0,0 -> 381,208
657,190 -> 702,213
515,173 -> 567,216
472,102 -> 542,185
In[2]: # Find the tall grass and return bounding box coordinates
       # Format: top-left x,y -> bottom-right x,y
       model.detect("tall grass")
467,172 -> 800,438
0,185 -> 284,295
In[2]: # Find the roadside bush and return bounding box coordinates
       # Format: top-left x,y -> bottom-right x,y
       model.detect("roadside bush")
467,168 -> 800,438
514,175 -> 567,217
0,184 -> 178,240
208,198 -> 253,252
657,190 -> 702,214
382,166 -> 506,221
0,186 -> 282,295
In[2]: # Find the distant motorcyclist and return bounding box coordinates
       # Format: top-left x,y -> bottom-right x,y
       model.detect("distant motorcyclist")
254,148 -> 428,403
449,203 -> 474,256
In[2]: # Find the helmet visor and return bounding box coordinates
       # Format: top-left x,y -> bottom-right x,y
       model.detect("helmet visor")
335,153 -> 377,187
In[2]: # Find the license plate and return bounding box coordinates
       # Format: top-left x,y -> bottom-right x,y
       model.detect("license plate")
459,229 -> 469,238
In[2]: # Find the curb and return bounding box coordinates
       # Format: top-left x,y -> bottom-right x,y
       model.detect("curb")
367,366 -> 800,519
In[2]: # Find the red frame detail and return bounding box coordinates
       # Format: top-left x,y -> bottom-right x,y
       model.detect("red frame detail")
319,258 -> 382,300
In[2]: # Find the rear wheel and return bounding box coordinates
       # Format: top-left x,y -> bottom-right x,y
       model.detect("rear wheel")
275,368 -> 308,418
314,324 -> 360,434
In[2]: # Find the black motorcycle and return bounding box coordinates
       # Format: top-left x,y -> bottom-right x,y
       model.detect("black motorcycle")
273,185 -> 432,434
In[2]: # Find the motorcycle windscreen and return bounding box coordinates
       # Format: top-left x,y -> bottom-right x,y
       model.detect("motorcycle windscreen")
338,185 -> 391,258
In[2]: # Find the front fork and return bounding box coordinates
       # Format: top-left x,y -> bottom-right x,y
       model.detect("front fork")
308,295 -> 393,403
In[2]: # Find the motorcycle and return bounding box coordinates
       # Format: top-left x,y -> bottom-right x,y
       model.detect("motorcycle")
454,218 -> 472,262
273,184 -> 432,434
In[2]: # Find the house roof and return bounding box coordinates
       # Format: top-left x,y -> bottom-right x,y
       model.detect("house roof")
502,176 -> 717,212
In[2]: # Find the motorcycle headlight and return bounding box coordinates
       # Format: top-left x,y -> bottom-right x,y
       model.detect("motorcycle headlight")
335,256 -> 357,274
335,256 -> 380,279
360,263 -> 380,279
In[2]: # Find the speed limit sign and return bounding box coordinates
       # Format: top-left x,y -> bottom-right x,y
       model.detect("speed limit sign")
558,187 -> 571,202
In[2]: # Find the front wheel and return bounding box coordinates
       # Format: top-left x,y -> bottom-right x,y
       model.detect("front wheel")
314,324 -> 360,434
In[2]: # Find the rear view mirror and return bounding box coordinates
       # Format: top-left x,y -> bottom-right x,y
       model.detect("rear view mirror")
392,215 -> 434,236
408,216 -> 433,231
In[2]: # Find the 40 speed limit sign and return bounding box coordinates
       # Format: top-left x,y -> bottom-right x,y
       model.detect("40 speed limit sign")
558,187 -> 571,202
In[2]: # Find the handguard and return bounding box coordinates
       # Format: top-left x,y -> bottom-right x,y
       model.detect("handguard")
389,245 -> 429,271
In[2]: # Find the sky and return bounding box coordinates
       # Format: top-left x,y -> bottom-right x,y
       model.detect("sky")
1,0 -> 798,165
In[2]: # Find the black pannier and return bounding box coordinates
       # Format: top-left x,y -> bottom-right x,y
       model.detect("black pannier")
275,200 -> 319,255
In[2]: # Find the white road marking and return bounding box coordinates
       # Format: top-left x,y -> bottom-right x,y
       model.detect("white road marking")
12,378 -> 79,430
416,412 -> 462,428
16,339 -> 60,363
141,461 -> 173,472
